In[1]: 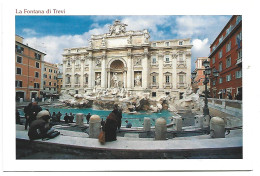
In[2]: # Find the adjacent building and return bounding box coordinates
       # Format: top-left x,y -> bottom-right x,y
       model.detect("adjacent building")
41,61 -> 58,98
15,35 -> 45,101
192,57 -> 210,94
57,63 -> 63,95
62,20 -> 192,99
209,15 -> 242,100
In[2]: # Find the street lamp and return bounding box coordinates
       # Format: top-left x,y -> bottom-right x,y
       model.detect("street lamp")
201,60 -> 219,116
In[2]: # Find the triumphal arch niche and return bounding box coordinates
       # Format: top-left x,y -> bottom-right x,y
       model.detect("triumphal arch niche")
62,20 -> 192,99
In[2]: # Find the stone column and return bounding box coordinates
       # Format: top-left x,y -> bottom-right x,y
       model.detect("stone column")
143,117 -> 151,131
185,51 -> 191,88
76,113 -> 84,126
101,56 -> 106,89
123,71 -> 127,88
88,56 -> 93,89
71,57 -> 75,88
80,57 -> 85,92
158,54 -> 164,89
127,51 -> 132,89
173,116 -> 182,131
108,71 -> 111,88
155,117 -> 167,140
210,117 -> 225,138
89,115 -> 101,138
142,52 -> 148,89
62,60 -> 66,88
172,53 -> 177,89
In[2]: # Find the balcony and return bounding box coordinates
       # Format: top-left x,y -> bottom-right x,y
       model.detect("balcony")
151,62 -> 158,67
150,82 -> 159,89
74,83 -> 80,88
236,57 -> 242,65
65,83 -> 71,87
84,83 -> 88,87
163,62 -> 172,68
177,82 -> 187,88
66,67 -> 72,72
177,61 -> 186,68
163,82 -> 172,88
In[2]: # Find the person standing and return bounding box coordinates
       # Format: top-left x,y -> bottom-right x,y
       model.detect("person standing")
16,109 -> 21,124
103,111 -> 118,142
86,113 -> 91,124
112,104 -> 122,130
69,112 -> 74,123
29,102 -> 42,126
64,113 -> 69,123
125,120 -> 132,128
24,102 -> 32,130
56,111 -> 62,122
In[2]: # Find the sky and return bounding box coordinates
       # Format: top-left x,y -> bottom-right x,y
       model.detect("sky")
15,15 -> 231,71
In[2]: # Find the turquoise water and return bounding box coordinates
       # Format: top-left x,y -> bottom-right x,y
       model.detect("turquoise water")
19,107 -> 174,127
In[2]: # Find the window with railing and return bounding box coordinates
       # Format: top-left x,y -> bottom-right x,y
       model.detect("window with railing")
219,62 -> 222,72
15,45 -> 24,54
165,55 -> 170,63
219,77 -> 223,84
16,56 -> 22,63
34,83 -> 40,88
15,80 -> 23,88
226,56 -> 231,68
219,50 -> 222,58
226,74 -> 231,82
35,53 -> 41,60
226,41 -> 231,52
36,62 -> 40,68
212,57 -> 215,64
152,76 -> 156,83
235,70 -> 242,79
238,49 -> 242,61
166,75 -> 170,83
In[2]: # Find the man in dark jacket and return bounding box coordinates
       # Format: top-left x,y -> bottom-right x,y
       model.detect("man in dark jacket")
28,110 -> 52,140
112,104 -> 122,130
103,112 -> 118,142
29,102 -> 42,126
86,113 -> 91,124
24,102 -> 32,130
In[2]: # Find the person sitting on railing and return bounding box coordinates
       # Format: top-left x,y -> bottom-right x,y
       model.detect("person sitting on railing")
125,120 -> 132,128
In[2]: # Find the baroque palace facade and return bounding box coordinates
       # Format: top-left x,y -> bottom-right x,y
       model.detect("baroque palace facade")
62,20 -> 192,99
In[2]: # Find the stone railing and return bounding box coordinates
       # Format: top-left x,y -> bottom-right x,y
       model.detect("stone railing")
163,82 -> 172,88
177,61 -> 186,68
65,83 -> 71,87
74,83 -> 80,88
236,57 -> 242,65
203,98 -> 242,117
177,82 -> 186,88
150,82 -> 159,88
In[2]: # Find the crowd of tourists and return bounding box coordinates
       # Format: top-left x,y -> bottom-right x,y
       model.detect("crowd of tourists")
16,102 -> 132,143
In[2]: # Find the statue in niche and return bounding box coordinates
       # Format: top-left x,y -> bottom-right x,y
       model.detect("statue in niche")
89,39 -> 93,48
135,73 -> 142,87
111,73 -> 119,87
95,73 -> 101,86
143,30 -> 150,43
